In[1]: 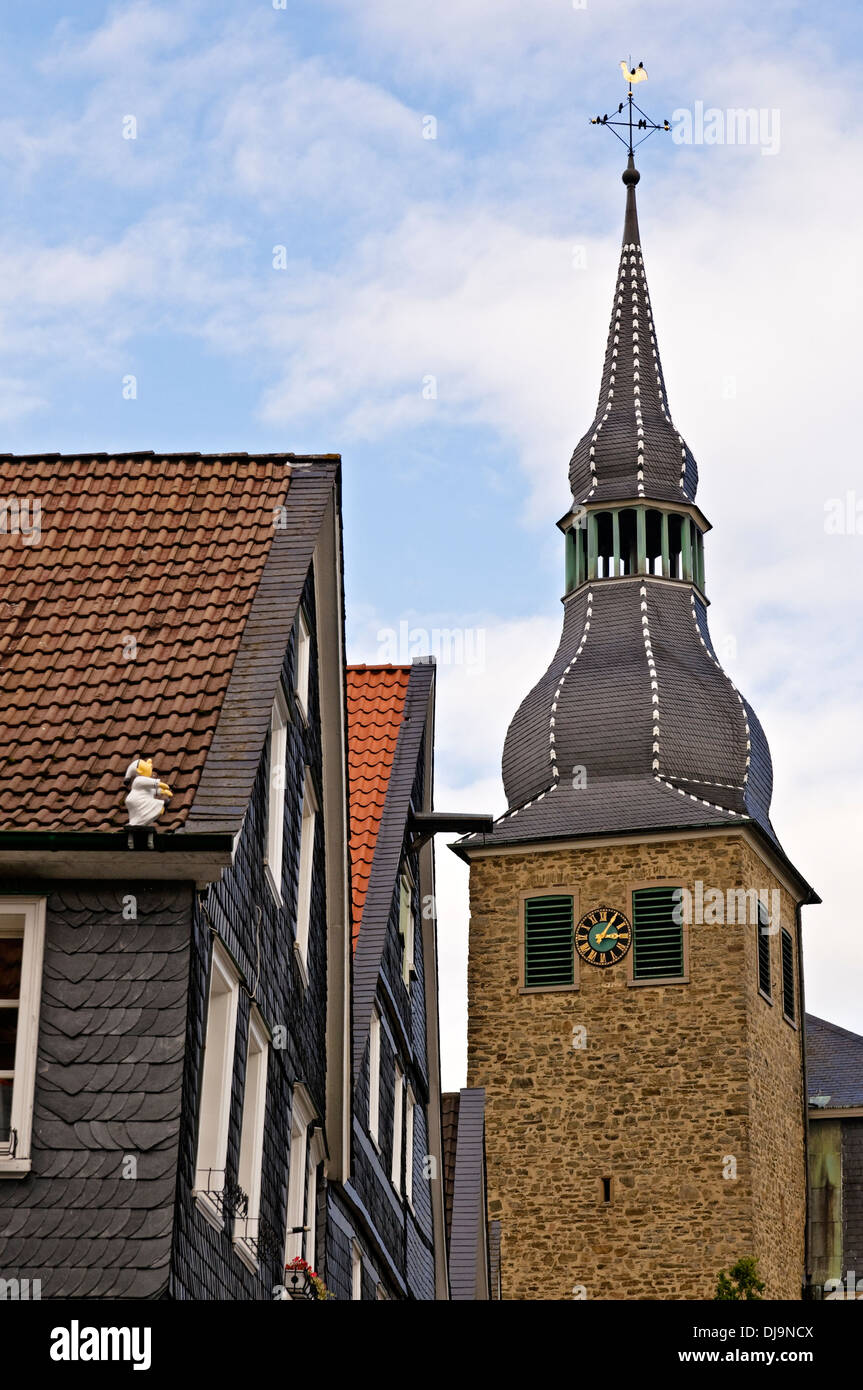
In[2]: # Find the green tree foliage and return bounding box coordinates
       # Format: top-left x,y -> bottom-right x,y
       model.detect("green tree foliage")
714,1256 -> 765,1300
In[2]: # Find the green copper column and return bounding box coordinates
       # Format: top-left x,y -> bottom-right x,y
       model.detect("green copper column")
612,510 -> 620,578
695,529 -> 705,592
565,529 -> 576,592
587,512 -> 598,581
661,511 -> 670,578
636,507 -> 647,575
682,516 -> 693,582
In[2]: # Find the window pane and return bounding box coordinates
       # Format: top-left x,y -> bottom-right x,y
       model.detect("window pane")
0,1009 -> 18,1069
0,939 -> 23,999
0,1078 -> 12,1142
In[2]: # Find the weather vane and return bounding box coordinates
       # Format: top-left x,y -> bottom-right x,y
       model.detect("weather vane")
590,60 -> 670,157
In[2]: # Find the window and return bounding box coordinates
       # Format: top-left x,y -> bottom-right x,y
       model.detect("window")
234,1007 -> 269,1263
295,770 -> 318,977
757,901 -> 772,998
351,1240 -> 363,1300
781,928 -> 796,1023
399,870 -> 414,985
631,886 -> 685,982
0,899 -> 46,1175
285,1084 -> 321,1265
295,609 -> 311,719
368,1008 -> 381,1145
265,689 -> 289,902
404,1086 -> 416,1207
523,895 -> 574,989
391,1063 -> 404,1192
195,941 -> 240,1214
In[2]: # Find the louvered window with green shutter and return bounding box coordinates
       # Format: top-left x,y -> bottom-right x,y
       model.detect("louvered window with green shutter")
632,886 -> 685,981
524,895 -> 574,989
757,901 -> 771,998
781,928 -> 795,1022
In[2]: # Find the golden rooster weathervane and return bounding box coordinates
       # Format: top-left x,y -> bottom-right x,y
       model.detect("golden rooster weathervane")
590,60 -> 670,158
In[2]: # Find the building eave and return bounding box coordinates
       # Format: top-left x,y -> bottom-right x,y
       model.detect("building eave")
556,496 -> 712,535
451,818 -> 820,905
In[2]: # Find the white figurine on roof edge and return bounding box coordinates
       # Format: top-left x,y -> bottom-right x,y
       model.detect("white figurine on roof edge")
124,757 -> 173,826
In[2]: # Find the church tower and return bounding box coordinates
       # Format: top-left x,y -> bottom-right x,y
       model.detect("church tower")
454,154 -> 818,1300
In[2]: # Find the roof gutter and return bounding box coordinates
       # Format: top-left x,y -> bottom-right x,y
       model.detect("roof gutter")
0,829 -> 236,884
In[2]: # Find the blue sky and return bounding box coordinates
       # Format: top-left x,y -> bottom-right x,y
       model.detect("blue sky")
2,0 -> 861,1084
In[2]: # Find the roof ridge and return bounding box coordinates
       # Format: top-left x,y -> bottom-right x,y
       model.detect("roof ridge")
807,1013 -> 863,1045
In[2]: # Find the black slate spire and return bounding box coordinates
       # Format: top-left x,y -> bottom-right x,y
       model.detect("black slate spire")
569,160 -> 698,506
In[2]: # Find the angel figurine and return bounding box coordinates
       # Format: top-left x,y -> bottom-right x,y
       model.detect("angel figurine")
124,757 -> 173,827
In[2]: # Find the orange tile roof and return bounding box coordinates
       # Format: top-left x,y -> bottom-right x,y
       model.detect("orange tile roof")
346,664 -> 412,949
0,454 -> 293,831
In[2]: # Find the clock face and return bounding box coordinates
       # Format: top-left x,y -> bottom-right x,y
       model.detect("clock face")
575,905 -> 632,968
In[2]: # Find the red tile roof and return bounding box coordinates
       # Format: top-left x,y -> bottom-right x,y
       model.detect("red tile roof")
0,454 -> 293,831
346,664 -> 412,949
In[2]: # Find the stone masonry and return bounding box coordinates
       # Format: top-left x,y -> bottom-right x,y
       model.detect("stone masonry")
466,831 -> 806,1300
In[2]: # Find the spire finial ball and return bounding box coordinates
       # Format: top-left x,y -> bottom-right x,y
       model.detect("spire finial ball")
622,162 -> 640,186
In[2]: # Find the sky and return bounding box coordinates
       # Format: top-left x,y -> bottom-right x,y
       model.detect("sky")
1,0 -> 861,1088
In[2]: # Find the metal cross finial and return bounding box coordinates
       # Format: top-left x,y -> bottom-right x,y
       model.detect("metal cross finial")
589,60 -> 670,157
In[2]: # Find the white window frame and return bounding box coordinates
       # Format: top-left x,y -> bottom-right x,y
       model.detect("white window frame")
305,1125 -> 325,1269
194,939 -> 240,1224
0,899 -> 46,1178
391,1063 -> 404,1193
351,1239 -> 363,1300
294,769 -> 318,982
295,609 -> 311,720
368,1008 -> 381,1146
285,1083 -> 319,1266
399,868 -> 415,985
265,688 -> 290,904
233,1006 -> 270,1268
404,1085 -> 416,1208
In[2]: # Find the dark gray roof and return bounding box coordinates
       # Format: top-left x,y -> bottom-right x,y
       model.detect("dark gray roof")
185,458 -> 339,835
458,576 -> 787,862
569,161 -> 698,506
351,662 -> 435,1084
806,1015 -> 863,1108
446,1087 -> 490,1301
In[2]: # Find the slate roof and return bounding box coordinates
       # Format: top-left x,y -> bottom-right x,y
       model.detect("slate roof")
0,452 -> 336,835
445,1087 -> 490,1301
806,1015 -> 863,1109
351,662 -> 434,1082
345,666 -> 412,949
569,160 -> 699,506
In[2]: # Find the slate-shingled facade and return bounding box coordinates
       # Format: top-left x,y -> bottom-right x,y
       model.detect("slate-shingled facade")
0,453 -> 354,1297
327,663 -> 448,1300
807,1014 -> 863,1296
